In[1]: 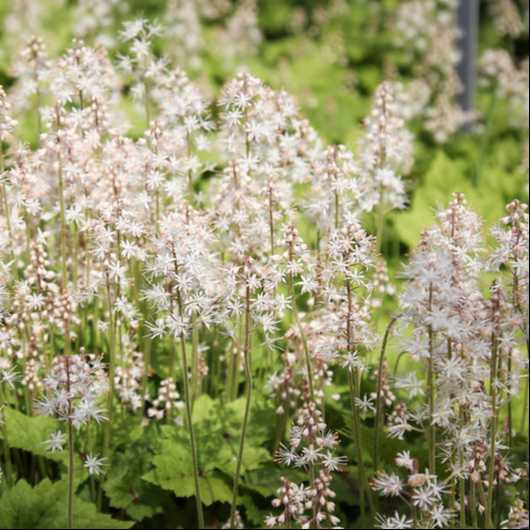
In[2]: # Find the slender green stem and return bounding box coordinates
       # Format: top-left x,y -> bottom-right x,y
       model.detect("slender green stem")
374,315 -> 400,471
459,471 -> 466,529
495,474 -> 502,528
155,190 -> 160,236
470,481 -> 479,529
191,318 -> 200,403
268,184 -> 275,254
65,357 -> 75,530
0,181 -> 12,243
376,192 -> 385,253
173,257 -> 204,528
507,252 -> 523,445
230,284 -> 252,527
346,280 -> 374,516
520,339 -> 529,436
427,352 -> 435,472
427,284 -> 436,474
348,368 -> 368,517
486,331 -> 499,528
67,418 -> 75,529
0,146 -> 14,265
103,276 -> 116,472
334,190 -> 340,231
289,270 -> 315,402
477,480 -> 488,526
178,329 -> 204,528
292,305 -> 314,402
227,316 -> 243,401
226,335 -> 236,401
58,153 -> 68,291
507,348 -> 513,449
186,133 -> 195,204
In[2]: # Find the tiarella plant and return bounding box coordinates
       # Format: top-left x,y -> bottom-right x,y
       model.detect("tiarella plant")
0,4 -> 528,530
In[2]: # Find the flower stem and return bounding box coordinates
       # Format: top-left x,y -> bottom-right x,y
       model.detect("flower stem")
348,368 -> 369,517
58,152 -> 68,292
178,329 -> 204,528
268,182 -> 275,254
374,315 -> 400,470
0,146 -> 15,265
230,284 -> 252,527
288,268 -> 314,402
470,481 -> 479,529
459,472 -> 466,529
174,266 -> 204,529
376,192 -> 385,253
486,330 -> 499,528
65,357 -> 75,530
346,280 -> 373,516
520,339 -> 529,436
427,283 -> 436,474
67,418 -> 75,529
103,275 -> 116,475
191,318 -> 200,403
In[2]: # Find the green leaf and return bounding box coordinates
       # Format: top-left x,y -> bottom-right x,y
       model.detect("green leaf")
240,495 -> 265,527
0,408 -> 62,461
0,408 -> 88,486
104,473 -> 163,522
103,431 -> 164,522
394,150 -> 509,249
143,466 -> 232,507
141,428 -> 233,505
192,394 -> 215,424
197,474 -> 233,506
243,464 -> 305,497
0,479 -> 133,529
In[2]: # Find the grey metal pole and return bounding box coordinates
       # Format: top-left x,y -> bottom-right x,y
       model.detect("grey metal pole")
457,0 -> 480,114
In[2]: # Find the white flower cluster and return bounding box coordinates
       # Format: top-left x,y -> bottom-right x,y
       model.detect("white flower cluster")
394,0 -> 472,143
268,402 -> 345,529
37,354 -> 108,429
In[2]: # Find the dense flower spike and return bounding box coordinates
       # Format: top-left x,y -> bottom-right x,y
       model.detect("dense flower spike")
359,81 -> 414,214
268,402 -> 344,528
488,0 -> 528,39
394,0 -> 473,143
38,354 -> 108,427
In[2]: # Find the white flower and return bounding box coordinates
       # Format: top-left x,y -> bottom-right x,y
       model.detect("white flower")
84,454 -> 107,476
395,450 -> 415,471
275,444 -> 299,467
412,484 -> 435,510
430,504 -> 454,528
321,452 -> 348,472
372,472 -> 403,497
343,352 -> 363,371
355,394 -> 375,416
387,416 -> 415,440
375,511 -> 414,529
300,445 -> 322,466
43,431 -> 66,453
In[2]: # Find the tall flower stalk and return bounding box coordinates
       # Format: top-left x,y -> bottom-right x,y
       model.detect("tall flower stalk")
230,275 -> 252,527
174,256 -> 204,529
